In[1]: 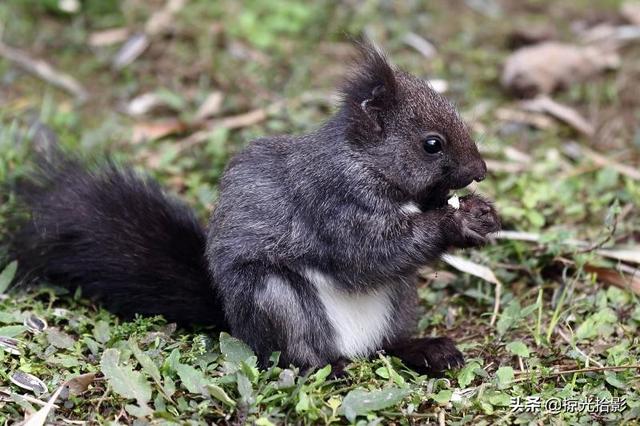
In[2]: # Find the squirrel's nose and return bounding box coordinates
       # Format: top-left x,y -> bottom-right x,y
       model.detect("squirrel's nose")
473,160 -> 487,182
451,159 -> 488,189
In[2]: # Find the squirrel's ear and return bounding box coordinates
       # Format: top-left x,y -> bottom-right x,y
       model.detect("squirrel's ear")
340,41 -> 397,133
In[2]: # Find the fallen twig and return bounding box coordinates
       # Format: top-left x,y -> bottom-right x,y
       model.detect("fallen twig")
513,365 -> 640,383
11,392 -> 59,408
494,230 -> 640,265
555,327 -> 604,368
177,105 -> 276,152
495,107 -> 554,130
519,96 -> 594,136
0,42 -> 88,102
563,142 -> 640,181
23,385 -> 64,426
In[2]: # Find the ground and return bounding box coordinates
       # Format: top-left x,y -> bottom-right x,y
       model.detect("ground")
0,0 -> 639,424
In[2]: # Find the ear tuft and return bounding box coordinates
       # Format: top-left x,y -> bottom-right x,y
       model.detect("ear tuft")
340,40 -> 397,121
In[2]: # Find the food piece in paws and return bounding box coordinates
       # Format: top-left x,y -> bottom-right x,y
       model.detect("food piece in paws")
447,194 -> 460,210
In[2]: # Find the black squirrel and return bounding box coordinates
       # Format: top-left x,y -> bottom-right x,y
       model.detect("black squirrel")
11,43 -> 500,375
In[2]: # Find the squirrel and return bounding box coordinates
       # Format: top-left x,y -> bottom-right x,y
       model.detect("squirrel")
10,42 -> 500,376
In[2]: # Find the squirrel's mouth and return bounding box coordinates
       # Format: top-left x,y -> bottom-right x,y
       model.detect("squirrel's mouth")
416,186 -> 451,211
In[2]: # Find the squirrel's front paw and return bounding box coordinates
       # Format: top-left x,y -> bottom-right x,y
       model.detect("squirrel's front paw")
452,195 -> 500,247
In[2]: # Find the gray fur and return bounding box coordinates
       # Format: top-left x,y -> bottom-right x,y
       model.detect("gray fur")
206,43 -> 499,369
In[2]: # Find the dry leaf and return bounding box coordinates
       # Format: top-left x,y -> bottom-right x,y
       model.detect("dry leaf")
419,268 -> 458,285
597,249 -> 640,265
145,0 -> 187,36
441,254 -> 503,326
215,108 -> 267,129
63,373 -> 96,396
585,264 -> 640,296
132,119 -> 187,144
112,32 -> 149,69
178,108 -> 267,151
402,32 -> 437,58
113,0 -> 186,68
126,93 -> 166,116
621,1 -> 640,25
45,328 -> 75,349
501,42 -> 619,97
504,147 -> 533,163
441,254 -> 501,285
88,28 -> 130,47
195,91 -> 224,121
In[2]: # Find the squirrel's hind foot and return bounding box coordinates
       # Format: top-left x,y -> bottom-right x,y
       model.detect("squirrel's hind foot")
385,336 -> 465,375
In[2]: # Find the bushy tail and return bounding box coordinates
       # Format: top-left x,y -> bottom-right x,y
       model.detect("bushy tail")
10,152 -> 226,327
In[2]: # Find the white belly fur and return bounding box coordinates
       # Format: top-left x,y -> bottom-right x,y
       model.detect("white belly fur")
304,268 -> 393,358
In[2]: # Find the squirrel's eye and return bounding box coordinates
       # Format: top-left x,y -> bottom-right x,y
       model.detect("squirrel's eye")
423,135 -> 444,154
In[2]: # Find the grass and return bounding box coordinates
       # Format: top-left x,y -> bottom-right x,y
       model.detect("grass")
1,0 -> 639,424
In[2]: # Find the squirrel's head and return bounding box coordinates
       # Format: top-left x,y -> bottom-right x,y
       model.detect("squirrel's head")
340,42 -> 486,208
